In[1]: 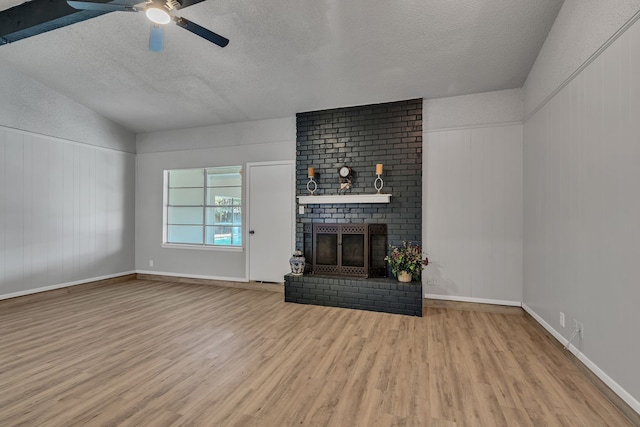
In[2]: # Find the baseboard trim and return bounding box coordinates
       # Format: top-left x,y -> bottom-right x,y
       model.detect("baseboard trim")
423,298 -> 524,316
136,270 -> 249,283
136,273 -> 283,293
0,271 -> 137,304
424,293 -> 522,307
522,303 -> 640,423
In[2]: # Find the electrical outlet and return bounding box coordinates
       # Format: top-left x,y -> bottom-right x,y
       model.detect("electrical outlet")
559,312 -> 565,328
149,259 -> 154,267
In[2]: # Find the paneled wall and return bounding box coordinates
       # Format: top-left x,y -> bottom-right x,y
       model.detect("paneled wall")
424,124 -> 523,304
523,17 -> 640,411
0,126 -> 135,299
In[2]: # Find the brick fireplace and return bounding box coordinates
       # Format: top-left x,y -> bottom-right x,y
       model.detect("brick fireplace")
286,98 -> 423,316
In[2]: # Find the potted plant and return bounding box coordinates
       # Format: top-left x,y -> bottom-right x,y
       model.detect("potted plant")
384,241 -> 428,282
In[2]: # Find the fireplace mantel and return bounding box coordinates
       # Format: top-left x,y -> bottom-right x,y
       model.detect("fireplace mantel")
297,194 -> 391,205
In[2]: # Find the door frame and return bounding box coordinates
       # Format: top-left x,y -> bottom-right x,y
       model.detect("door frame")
245,160 -> 296,282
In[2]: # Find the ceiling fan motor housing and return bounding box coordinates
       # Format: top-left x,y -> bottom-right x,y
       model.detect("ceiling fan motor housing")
166,0 -> 182,10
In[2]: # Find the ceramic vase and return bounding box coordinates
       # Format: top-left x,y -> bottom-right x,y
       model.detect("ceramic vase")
289,250 -> 305,276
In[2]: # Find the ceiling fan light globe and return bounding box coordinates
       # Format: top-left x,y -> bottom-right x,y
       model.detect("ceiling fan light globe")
146,7 -> 171,25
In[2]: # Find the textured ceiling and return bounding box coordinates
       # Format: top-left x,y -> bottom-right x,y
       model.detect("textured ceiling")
0,0 -> 563,134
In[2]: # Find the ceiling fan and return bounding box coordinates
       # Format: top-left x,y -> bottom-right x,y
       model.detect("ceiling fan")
66,0 -> 229,52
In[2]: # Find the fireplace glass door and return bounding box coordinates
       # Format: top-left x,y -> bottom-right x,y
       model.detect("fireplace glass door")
311,223 -> 386,277
316,232 -> 338,266
342,234 -> 365,267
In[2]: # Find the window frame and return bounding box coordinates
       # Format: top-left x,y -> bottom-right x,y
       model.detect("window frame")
162,166 -> 244,251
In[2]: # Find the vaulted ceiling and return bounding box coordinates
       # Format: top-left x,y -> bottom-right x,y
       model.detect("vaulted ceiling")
0,0 -> 563,133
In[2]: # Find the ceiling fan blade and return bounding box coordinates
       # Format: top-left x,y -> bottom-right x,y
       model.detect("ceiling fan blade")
174,17 -> 229,48
149,24 -> 164,52
66,1 -> 137,12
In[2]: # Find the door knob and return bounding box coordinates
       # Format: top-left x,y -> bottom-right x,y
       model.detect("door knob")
249,230 -> 255,234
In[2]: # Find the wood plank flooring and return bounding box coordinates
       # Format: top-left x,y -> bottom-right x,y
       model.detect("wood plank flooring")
0,279 -> 634,426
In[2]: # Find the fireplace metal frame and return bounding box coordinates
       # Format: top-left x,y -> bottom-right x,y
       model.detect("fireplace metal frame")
307,223 -> 387,278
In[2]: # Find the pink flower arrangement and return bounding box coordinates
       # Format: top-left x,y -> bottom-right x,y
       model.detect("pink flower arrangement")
384,241 -> 428,281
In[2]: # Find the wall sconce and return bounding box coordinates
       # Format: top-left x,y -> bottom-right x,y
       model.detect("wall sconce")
374,163 -> 384,194
307,167 -> 317,195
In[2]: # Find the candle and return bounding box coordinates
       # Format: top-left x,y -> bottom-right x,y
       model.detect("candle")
308,167 -> 315,178
376,163 -> 383,175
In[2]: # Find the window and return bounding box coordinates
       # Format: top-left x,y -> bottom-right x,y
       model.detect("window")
165,166 -> 242,247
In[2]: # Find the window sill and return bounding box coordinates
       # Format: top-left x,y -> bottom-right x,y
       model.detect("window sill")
162,243 -> 244,252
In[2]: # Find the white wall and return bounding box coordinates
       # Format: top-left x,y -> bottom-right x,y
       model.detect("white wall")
0,63 -> 135,153
423,90 -> 523,304
523,2 -> 640,413
0,64 -> 136,300
0,127 -> 136,299
135,117 -> 295,281
524,0 -> 640,118
424,88 -> 523,130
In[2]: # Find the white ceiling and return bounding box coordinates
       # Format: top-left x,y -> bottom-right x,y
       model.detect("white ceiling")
0,0 -> 563,134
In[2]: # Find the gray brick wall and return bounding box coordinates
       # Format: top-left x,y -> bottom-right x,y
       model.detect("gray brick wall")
295,99 -> 423,268
285,274 -> 422,316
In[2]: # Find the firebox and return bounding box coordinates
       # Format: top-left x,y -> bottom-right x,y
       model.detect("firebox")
304,223 -> 387,277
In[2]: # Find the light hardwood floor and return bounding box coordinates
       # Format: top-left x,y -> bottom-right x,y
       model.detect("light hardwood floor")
0,279 -> 634,426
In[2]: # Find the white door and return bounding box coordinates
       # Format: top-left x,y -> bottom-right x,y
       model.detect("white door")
247,161 -> 295,282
